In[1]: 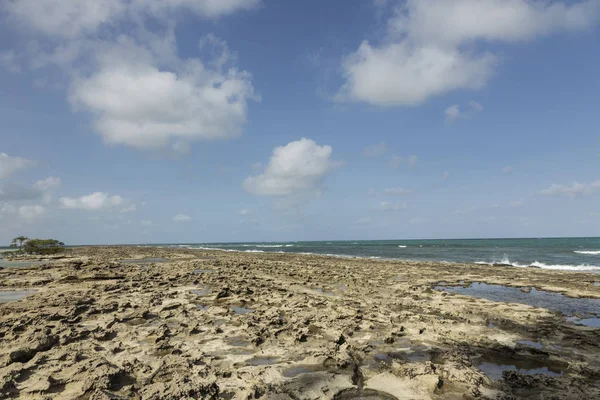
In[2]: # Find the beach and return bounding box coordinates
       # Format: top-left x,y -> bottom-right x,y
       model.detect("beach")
1,246 -> 599,399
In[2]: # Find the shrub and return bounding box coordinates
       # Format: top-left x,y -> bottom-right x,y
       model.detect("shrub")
23,239 -> 65,255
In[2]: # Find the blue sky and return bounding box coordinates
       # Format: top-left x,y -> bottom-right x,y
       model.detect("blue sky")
0,0 -> 599,245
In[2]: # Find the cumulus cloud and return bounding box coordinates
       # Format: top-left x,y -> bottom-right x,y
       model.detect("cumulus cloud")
60,192 -> 135,212
363,142 -> 388,158
338,0 -> 600,106
243,138 -> 338,197
540,180 -> 600,197
4,1 -> 259,152
173,213 -> 192,222
69,36 -> 257,151
4,0 -> 260,38
18,204 -> 46,221
0,153 -> 36,180
389,155 -> 418,169
34,176 -> 62,191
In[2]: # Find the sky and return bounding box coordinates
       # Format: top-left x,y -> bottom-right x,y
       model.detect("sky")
0,0 -> 599,245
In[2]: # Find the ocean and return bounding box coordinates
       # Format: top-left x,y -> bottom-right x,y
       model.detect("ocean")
171,237 -> 600,272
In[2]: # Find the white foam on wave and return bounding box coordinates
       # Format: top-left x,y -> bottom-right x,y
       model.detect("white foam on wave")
398,245 -> 407,248
574,250 -> 600,255
529,261 -> 600,271
474,257 -> 600,271
241,244 -> 284,248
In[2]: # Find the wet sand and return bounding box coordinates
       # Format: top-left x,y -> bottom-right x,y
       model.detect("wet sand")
1,246 -> 599,399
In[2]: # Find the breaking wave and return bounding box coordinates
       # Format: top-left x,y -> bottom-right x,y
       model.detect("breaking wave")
475,257 -> 600,271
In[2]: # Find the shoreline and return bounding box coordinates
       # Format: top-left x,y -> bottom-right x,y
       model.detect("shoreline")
1,246 -> 599,399
148,245 -> 600,272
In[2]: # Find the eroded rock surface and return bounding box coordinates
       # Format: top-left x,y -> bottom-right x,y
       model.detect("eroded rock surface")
1,246 -> 599,399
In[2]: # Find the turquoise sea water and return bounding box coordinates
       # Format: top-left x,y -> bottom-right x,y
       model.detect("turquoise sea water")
169,237 -> 600,272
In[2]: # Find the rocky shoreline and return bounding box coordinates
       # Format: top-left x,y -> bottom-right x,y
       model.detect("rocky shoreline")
1,246 -> 599,399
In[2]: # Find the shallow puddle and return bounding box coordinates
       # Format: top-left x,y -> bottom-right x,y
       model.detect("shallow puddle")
0,290 -> 35,302
231,306 -> 254,315
333,389 -> 398,400
120,258 -> 170,264
191,288 -> 211,297
0,260 -> 45,268
518,340 -> 544,350
227,336 -> 251,347
246,356 -> 279,366
193,269 -> 215,274
282,364 -> 326,378
476,353 -> 564,380
566,316 -> 600,327
435,282 -> 600,317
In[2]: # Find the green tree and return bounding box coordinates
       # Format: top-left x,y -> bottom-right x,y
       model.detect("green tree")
10,236 -> 29,251
23,239 -> 65,255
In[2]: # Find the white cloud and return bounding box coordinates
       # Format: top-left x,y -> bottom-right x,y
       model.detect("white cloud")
445,101 -> 484,122
443,171 -> 450,179
238,209 -> 251,215
173,213 -> 192,222
34,176 -> 62,191
69,36 -> 257,151
374,201 -> 406,212
140,0 -> 261,19
338,0 -> 600,106
540,180 -> 600,197
338,41 -> 495,106
60,192 -> 135,212
384,188 -> 413,195
389,155 -> 418,169
4,1 -> 259,153
4,0 -> 124,38
469,100 -> 484,112
502,166 -> 513,174
363,142 -> 388,158
445,105 -> 462,122
243,138 -> 338,196
18,204 -> 46,221
509,199 -> 525,207
0,153 -> 36,180
4,0 -> 260,38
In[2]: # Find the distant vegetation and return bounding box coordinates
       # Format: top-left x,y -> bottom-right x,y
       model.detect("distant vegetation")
9,237 -> 65,255
9,236 -> 28,251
